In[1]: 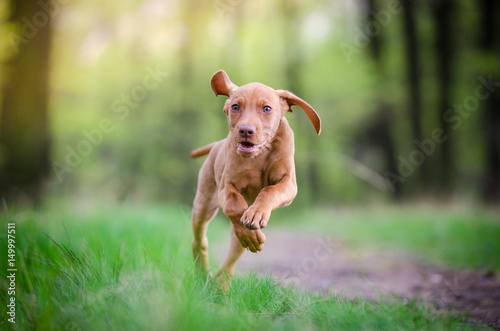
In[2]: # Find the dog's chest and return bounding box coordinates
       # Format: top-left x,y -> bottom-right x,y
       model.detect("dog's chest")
228,166 -> 269,203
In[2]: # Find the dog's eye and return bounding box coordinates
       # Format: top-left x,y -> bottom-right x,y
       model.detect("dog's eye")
231,104 -> 240,112
262,106 -> 272,113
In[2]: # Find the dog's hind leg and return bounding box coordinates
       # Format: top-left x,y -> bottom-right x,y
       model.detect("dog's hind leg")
214,223 -> 246,288
191,186 -> 219,275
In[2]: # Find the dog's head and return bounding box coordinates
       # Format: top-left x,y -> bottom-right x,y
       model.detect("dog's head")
210,70 -> 321,158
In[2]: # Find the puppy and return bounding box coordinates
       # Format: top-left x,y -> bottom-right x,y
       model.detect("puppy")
191,70 -> 321,281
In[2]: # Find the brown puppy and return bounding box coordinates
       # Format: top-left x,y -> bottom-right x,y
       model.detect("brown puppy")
191,70 -> 321,282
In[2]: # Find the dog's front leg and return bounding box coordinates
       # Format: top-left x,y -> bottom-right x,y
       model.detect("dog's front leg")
220,183 -> 266,252
240,175 -> 297,230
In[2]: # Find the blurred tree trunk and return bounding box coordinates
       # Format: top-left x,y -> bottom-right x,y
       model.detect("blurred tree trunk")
433,0 -> 454,194
479,0 -> 500,203
0,0 -> 52,201
401,0 -> 429,191
366,0 -> 401,199
367,0 -> 381,61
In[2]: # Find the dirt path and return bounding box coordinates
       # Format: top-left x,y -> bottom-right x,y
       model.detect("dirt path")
215,229 -> 500,328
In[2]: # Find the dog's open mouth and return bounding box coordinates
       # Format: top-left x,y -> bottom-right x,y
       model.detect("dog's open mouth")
236,140 -> 268,156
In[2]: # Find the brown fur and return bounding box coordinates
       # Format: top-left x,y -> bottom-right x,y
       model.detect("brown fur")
191,70 -> 321,283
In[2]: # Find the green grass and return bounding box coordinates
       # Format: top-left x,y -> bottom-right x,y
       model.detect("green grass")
0,204 -> 492,330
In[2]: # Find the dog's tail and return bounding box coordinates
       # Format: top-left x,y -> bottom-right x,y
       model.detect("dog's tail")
190,142 -> 217,158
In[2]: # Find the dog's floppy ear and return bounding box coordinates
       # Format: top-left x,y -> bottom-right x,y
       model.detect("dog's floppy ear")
210,70 -> 238,97
276,90 -> 321,135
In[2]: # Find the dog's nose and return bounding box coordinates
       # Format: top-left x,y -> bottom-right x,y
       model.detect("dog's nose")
239,125 -> 255,138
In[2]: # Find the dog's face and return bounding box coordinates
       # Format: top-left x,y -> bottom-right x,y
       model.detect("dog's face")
210,70 -> 321,158
223,83 -> 285,157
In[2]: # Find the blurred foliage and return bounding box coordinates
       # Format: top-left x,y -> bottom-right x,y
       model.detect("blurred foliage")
0,0 -> 498,206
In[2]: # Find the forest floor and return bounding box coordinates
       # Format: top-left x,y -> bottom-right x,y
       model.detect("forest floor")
216,229 -> 500,329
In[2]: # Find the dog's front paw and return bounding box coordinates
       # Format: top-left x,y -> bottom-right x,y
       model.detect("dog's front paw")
240,205 -> 271,230
234,222 -> 266,253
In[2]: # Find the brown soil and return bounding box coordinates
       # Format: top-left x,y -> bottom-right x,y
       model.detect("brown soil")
215,229 -> 500,328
